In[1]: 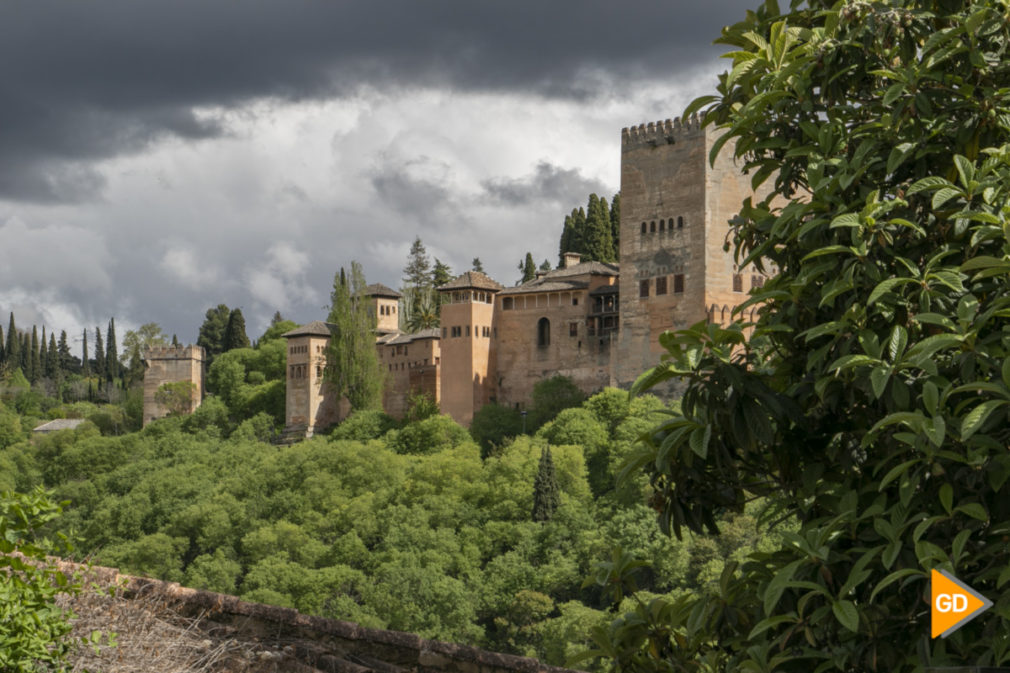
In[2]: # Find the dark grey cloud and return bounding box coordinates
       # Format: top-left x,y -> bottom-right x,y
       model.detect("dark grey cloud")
481,161 -> 608,206
0,0 -> 754,202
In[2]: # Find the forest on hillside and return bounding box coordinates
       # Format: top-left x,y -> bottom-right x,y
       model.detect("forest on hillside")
0,371 -> 784,669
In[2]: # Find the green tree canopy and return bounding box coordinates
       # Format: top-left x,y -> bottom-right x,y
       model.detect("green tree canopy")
197,304 -> 231,365
223,308 -> 251,351
326,262 -> 384,411
598,1 -> 1010,671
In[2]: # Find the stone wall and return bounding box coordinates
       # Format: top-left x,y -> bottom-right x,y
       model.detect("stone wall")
142,345 -> 204,426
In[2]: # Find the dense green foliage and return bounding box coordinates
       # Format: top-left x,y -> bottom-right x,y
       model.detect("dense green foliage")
0,384 -> 783,668
596,1 -> 1010,671
326,262 -> 384,411
0,489 -> 82,672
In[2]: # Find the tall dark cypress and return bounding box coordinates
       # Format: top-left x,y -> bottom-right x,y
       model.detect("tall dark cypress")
532,447 -> 561,522
223,308 -> 250,351
0,323 -> 5,367
81,328 -> 90,377
609,192 -> 621,259
5,313 -> 18,368
93,327 -> 105,386
29,326 -> 40,382
106,319 -> 118,383
39,328 -> 48,377
20,332 -> 29,373
48,332 -> 58,377
58,331 -> 71,373
520,252 -> 536,284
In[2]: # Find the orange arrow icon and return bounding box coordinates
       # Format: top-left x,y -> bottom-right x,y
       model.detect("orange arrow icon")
931,569 -> 993,638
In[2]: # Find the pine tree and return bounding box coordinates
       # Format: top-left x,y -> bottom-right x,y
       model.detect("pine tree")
431,258 -> 452,287
106,319 -> 118,383
81,329 -> 90,377
531,447 -> 561,522
325,262 -> 384,411
609,192 -> 621,259
57,331 -> 71,373
28,326 -> 40,383
223,308 -> 251,351
402,237 -> 432,292
93,327 -> 105,386
539,259 -> 552,272
171,334 -> 179,346
471,257 -> 484,272
39,327 -> 48,377
5,313 -> 18,369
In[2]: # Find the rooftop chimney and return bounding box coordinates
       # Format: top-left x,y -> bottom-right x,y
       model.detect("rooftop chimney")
562,252 -> 582,268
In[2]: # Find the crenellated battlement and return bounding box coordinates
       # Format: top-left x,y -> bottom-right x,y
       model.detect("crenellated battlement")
621,114 -> 702,150
143,345 -> 204,361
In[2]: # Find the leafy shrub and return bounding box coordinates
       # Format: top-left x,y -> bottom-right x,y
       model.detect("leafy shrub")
331,409 -> 397,441
469,402 -> 523,458
529,376 -> 585,430
386,415 -> 471,455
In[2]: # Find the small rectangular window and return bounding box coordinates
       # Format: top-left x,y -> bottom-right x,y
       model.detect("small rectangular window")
503,297 -> 514,310
442,327 -> 447,338
752,275 -> 765,289
639,279 -> 649,298
466,325 -> 471,337
674,274 -> 685,293
733,274 -> 743,293
656,277 -> 668,295
572,296 -> 578,306
569,322 -> 578,337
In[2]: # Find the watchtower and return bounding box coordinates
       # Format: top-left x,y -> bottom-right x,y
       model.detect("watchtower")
365,283 -> 402,334
142,345 -> 205,426
437,271 -> 503,426
614,115 -> 760,388
281,321 -> 342,438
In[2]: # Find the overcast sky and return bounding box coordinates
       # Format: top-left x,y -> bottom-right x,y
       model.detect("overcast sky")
0,0 -> 756,349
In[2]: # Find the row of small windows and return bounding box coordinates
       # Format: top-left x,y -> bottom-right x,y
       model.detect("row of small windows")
290,364 -> 323,379
641,217 -> 684,234
288,344 -> 325,355
387,357 -> 439,372
379,304 -> 397,316
502,294 -> 579,310
731,274 -> 766,293
639,274 -> 686,298
443,325 -> 495,339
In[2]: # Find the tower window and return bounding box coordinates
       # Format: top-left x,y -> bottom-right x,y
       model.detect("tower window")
677,216 -> 684,229
537,317 -> 551,347
674,274 -> 685,293
733,274 -> 744,292
752,275 -> 765,289
641,222 -> 647,234
466,325 -> 471,337
503,297 -> 514,310
650,221 -> 656,233
659,219 -> 665,231
569,322 -> 578,337
656,276 -> 668,295
639,279 -> 650,298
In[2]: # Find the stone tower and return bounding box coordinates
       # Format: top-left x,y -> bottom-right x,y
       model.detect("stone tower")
281,321 -> 343,437
365,283 -> 402,334
437,271 -> 503,426
142,345 -> 204,426
615,115 -> 760,388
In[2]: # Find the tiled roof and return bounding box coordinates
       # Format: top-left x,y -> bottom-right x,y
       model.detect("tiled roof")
365,283 -> 403,299
438,271 -> 504,291
498,261 -> 618,296
33,418 -> 86,433
282,321 -> 336,338
498,280 -> 588,295
589,284 -> 619,295
384,328 -> 440,345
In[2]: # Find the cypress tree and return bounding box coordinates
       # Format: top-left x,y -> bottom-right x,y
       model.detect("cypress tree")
93,327 -> 104,385
29,326 -> 40,383
197,304 -> 231,365
20,332 -> 29,373
520,252 -> 536,284
39,327 -> 48,377
106,319 -> 118,383
223,308 -> 250,351
532,447 -> 561,522
48,332 -> 59,377
559,214 -> 577,265
171,334 -> 179,346
609,192 -> 621,259
58,331 -> 71,373
582,193 -> 615,262
5,313 -> 18,368
81,328 -> 90,377
0,324 -> 4,367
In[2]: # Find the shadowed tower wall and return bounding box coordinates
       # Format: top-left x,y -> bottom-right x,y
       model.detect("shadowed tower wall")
143,345 -> 204,426
615,116 -> 756,388
438,282 -> 498,427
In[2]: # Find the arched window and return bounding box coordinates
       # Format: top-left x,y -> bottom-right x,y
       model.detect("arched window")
659,219 -> 665,231
641,222 -> 647,234
677,216 -> 684,229
650,221 -> 656,233
537,317 -> 551,347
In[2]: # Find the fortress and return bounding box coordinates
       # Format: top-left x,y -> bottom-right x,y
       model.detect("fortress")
144,114 -> 768,433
